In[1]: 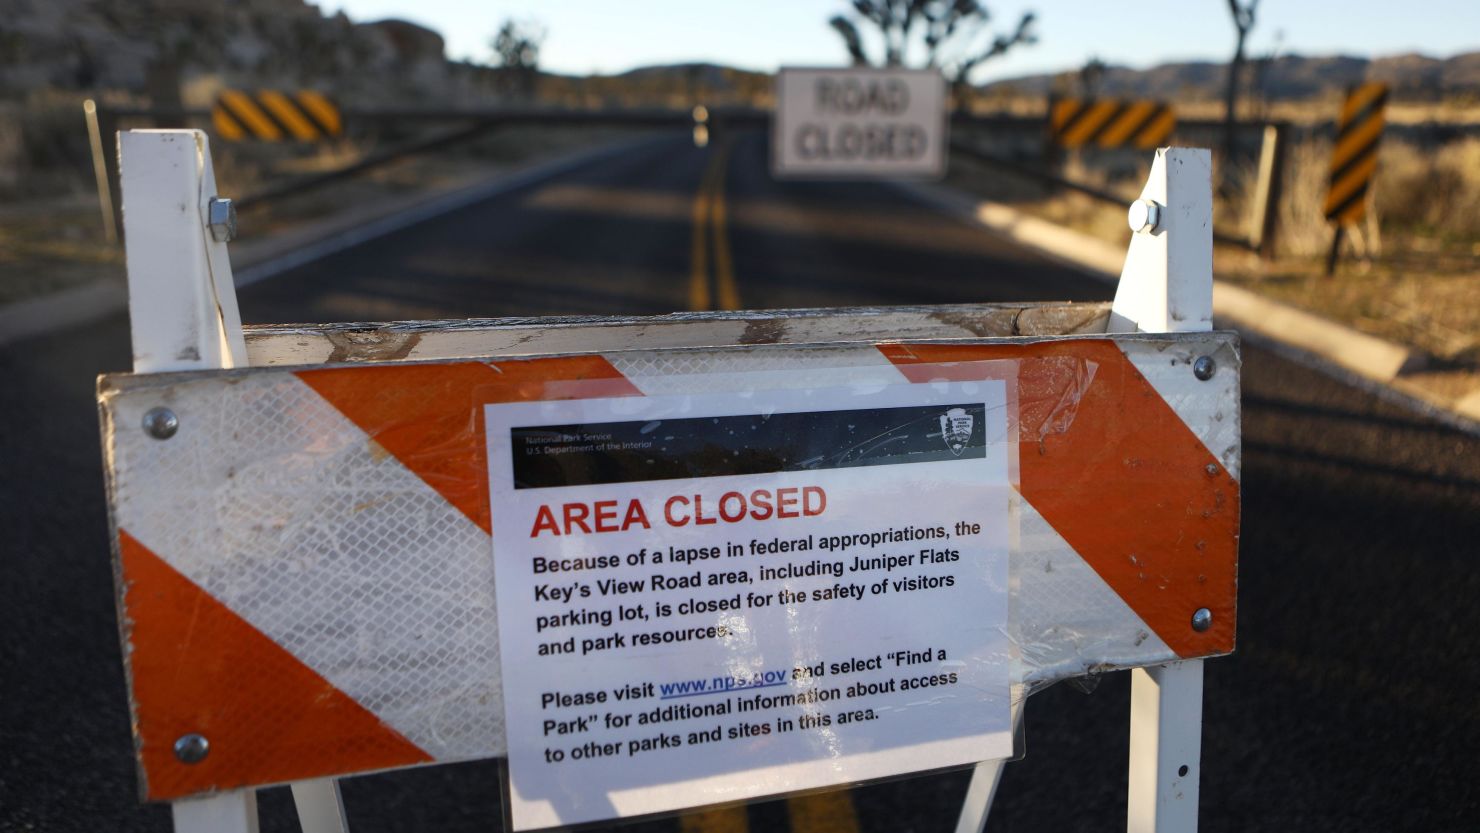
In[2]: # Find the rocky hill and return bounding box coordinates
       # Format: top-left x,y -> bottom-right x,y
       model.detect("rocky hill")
0,0 -> 474,105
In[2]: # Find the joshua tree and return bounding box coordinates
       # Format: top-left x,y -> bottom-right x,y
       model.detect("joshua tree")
828,1 -> 1037,101
1222,0 -> 1259,166
490,19 -> 544,100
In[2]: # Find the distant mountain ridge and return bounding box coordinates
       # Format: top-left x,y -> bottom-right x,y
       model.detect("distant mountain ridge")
979,51 -> 1480,101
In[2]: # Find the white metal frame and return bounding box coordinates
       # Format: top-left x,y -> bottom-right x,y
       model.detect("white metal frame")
954,147 -> 1212,833
120,130 -> 347,833
120,131 -> 1213,833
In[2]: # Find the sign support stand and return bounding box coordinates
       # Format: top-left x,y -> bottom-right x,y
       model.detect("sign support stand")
289,780 -> 350,833
118,129 -> 348,833
1325,226 -> 1346,277
953,147 -> 1213,833
1114,148 -> 1212,833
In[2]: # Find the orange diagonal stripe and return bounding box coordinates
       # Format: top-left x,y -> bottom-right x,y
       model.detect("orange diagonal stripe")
219,90 -> 282,140
1329,113 -> 1386,173
1050,99 -> 1085,132
1339,82 -> 1387,126
1335,196 -> 1368,226
1324,153 -> 1379,216
295,90 -> 342,135
211,106 -> 246,141
1060,100 -> 1121,147
1096,101 -> 1157,148
1134,108 -> 1177,149
119,530 -> 431,800
296,357 -> 643,535
256,89 -> 319,141
879,341 -> 1238,658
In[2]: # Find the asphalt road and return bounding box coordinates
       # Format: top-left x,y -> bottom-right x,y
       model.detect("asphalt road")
2,131 -> 1477,833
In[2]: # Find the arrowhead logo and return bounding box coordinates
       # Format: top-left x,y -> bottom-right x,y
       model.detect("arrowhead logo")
939,408 -> 974,456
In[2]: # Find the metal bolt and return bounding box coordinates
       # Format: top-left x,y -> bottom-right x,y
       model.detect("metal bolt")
1205,463 -> 1220,476
1127,199 -> 1162,234
207,197 -> 236,243
1193,355 -> 1216,381
1191,608 -> 1213,632
174,733 -> 209,764
142,407 -> 178,440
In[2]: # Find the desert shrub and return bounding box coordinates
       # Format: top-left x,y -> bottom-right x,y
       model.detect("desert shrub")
1276,136 -> 1338,257
1277,133 -> 1480,256
1,89 -> 96,198
1375,137 -> 1480,241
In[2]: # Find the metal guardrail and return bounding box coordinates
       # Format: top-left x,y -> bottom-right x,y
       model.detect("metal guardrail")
87,105 -> 765,228
86,102 -> 1285,257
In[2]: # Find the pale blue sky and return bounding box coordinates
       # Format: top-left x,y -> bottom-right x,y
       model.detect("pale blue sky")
329,0 -> 1480,82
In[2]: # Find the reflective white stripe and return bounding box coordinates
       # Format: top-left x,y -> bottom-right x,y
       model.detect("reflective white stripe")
1014,498 -> 1172,683
1123,344 -> 1240,480
112,374 -> 503,760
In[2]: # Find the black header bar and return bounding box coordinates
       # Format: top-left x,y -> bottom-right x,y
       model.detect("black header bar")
511,403 -> 987,489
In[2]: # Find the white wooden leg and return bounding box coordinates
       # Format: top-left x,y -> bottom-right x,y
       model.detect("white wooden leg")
119,129 -> 246,373
1127,660 -> 1203,833
172,790 -> 260,833
953,759 -> 1007,833
291,778 -> 349,833
953,695 -> 1022,833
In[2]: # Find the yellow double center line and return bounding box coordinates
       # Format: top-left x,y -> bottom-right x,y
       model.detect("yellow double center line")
689,141 -> 742,312
678,147 -> 861,833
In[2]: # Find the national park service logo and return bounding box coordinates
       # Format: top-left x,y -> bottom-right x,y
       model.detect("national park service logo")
939,407 -> 974,456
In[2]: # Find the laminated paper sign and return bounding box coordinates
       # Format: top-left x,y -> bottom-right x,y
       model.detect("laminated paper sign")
485,381 -> 1014,830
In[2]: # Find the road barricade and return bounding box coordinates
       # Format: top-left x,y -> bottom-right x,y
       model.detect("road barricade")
100,131 -> 1237,833
1048,97 -> 1177,150
212,90 -> 342,142
1324,82 -> 1389,226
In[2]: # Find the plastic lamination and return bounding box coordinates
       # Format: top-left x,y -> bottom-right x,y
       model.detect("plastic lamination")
98,335 -> 1239,802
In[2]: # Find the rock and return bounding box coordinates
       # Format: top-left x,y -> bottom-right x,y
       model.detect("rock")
0,0 -> 458,104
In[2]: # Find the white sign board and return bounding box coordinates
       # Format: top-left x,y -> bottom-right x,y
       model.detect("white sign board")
486,380 -> 1012,830
772,67 -> 947,178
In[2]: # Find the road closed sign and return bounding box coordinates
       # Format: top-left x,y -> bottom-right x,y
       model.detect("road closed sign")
773,67 -> 947,178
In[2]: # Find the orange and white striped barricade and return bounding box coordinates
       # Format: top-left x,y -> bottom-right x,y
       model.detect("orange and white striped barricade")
101,132 -> 1235,833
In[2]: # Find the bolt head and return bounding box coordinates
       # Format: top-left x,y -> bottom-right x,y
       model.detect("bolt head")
174,733 -> 209,764
1128,199 -> 1162,234
1193,355 -> 1216,381
1191,608 -> 1213,632
207,197 -> 236,243
142,407 -> 178,440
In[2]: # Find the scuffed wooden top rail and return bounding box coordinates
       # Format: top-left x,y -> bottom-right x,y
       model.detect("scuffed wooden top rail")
243,302 -> 1112,366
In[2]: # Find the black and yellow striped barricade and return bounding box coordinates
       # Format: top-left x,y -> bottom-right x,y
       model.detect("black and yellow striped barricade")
1322,82 -> 1389,274
1323,82 -> 1388,227
212,90 -> 343,142
1049,98 -> 1176,150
